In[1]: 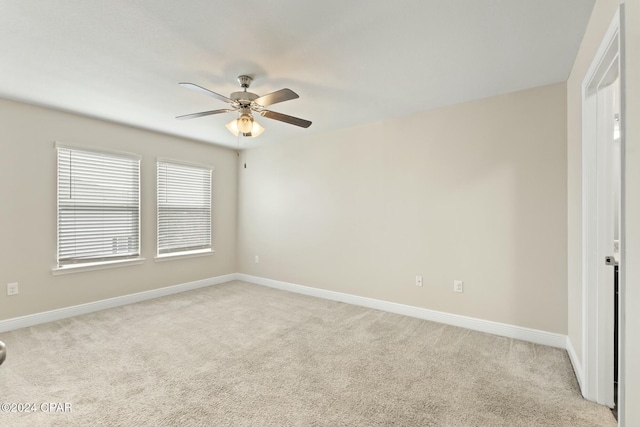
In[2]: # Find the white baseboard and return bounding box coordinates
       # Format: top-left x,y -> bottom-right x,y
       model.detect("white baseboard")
0,273 -> 237,333
566,336 -> 584,390
237,274 -> 567,349
0,272 -> 567,351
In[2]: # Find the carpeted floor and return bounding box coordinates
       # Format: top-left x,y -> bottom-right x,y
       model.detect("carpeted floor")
0,280 -> 616,426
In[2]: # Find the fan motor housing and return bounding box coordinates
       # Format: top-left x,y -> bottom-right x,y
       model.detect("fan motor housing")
230,91 -> 259,105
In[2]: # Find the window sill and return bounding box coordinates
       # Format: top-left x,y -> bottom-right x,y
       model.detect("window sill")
51,257 -> 146,275
154,249 -> 213,262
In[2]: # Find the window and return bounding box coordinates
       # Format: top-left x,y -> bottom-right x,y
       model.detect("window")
157,160 -> 212,258
56,144 -> 141,269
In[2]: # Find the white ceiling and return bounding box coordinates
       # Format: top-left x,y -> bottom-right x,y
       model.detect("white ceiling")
0,0 -> 594,149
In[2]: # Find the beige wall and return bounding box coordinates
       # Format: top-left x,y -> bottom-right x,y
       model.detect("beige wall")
567,0 -> 640,423
0,98 -> 237,320
238,83 -> 568,334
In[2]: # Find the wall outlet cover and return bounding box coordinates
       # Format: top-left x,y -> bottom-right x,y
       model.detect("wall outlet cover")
453,280 -> 463,293
7,282 -> 19,296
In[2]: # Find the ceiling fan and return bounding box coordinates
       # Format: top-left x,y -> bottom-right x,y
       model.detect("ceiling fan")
176,75 -> 312,138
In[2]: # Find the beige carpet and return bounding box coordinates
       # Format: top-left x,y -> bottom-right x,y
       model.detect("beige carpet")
0,280 -> 616,426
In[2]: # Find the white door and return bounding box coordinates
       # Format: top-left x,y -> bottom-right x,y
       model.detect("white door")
581,7 -> 624,410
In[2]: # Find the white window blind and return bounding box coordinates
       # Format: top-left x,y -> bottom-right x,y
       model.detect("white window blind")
57,145 -> 140,266
157,160 -> 212,256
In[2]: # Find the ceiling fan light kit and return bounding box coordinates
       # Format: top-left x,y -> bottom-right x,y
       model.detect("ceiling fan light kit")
225,113 -> 265,137
177,75 -> 311,139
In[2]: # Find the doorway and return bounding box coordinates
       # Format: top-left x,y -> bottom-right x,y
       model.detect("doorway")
581,5 -> 625,416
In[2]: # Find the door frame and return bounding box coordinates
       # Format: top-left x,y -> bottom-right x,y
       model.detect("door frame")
580,4 -> 625,416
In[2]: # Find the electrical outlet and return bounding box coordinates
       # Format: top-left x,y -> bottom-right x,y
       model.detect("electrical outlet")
254,255 -> 259,264
415,276 -> 423,287
7,282 -> 19,296
453,280 -> 463,293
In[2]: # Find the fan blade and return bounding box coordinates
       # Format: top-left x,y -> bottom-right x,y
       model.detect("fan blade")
254,88 -> 299,107
260,110 -> 312,128
176,109 -> 235,120
179,82 -> 233,104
